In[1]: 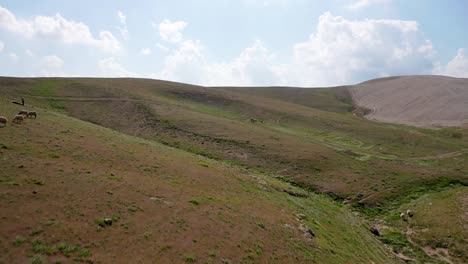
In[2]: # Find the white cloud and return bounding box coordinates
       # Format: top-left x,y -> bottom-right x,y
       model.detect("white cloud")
157,39 -> 285,86
25,49 -> 33,56
0,5 -> 121,53
0,40 -> 3,52
116,10 -> 128,40
140,48 -> 152,55
39,55 -> 65,76
155,13 -> 437,86
41,55 -> 64,69
117,11 -> 126,25
158,39 -> 205,83
9,52 -> 18,62
98,57 -> 136,77
347,0 -> 390,10
157,19 -> 187,43
433,49 -> 468,78
156,42 -> 169,52
290,12 -> 435,86
204,40 -> 286,86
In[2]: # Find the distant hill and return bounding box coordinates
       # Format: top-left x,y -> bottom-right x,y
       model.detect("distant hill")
349,75 -> 468,127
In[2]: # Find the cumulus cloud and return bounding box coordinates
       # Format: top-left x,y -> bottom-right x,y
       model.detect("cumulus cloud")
158,39 -> 206,83
140,48 -> 152,55
0,5 -> 121,53
290,12 -> 435,86
157,19 -> 187,43
156,42 -> 169,52
156,38 -> 285,86
39,55 -> 65,76
41,55 -> 64,69
347,0 -> 390,10
434,49 -> 468,78
155,12 -> 437,87
98,57 -> 136,77
204,40 -> 286,86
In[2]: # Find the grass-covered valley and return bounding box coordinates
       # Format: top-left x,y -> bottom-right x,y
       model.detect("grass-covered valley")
0,77 -> 467,263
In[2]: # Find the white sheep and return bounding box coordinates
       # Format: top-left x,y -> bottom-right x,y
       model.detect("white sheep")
13,115 -> 24,123
27,111 -> 37,119
406,209 -> 414,218
0,116 -> 7,127
400,212 -> 407,221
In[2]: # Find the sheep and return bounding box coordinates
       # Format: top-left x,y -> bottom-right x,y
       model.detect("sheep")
18,110 -> 28,117
27,111 -> 37,119
400,212 -> 407,222
406,209 -> 414,218
0,116 -> 7,127
13,115 -> 24,123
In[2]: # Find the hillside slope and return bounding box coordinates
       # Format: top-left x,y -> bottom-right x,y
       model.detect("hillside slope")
0,95 -> 398,263
0,76 -> 467,263
0,77 -> 466,207
350,75 -> 468,128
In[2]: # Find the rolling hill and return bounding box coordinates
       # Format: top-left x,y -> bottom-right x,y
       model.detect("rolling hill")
0,76 -> 467,263
350,75 -> 468,128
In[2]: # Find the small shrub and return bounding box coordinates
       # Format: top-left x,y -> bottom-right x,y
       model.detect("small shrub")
127,206 -> 139,212
57,242 -> 74,257
189,200 -> 200,206
30,228 -> 44,236
184,254 -> 197,263
49,153 -> 60,159
451,132 -> 463,139
31,255 -> 44,264
2,181 -> 19,186
143,231 -> 152,239
12,236 -> 26,247
76,248 -> 91,258
31,179 -> 45,186
197,162 -> 210,168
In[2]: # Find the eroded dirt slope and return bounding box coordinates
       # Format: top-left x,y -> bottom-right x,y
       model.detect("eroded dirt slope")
350,75 -> 468,127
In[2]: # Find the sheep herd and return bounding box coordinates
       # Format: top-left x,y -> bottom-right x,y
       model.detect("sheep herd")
0,110 -> 37,127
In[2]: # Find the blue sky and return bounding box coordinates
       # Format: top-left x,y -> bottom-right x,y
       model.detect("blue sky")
0,0 -> 467,86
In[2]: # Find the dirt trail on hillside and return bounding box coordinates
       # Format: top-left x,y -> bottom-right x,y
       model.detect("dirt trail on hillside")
350,75 -> 468,128
25,95 -> 151,102
408,149 -> 468,160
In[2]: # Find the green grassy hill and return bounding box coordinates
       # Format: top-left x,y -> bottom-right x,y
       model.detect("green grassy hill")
1,77 -> 466,263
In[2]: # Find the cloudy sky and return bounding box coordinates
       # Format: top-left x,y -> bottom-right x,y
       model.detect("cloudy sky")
0,0 -> 467,87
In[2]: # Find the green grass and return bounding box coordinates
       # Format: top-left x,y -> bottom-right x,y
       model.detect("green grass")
382,186 -> 467,263
12,236 -> 26,247
184,254 -> 197,263
189,200 -> 200,206
29,80 -> 66,110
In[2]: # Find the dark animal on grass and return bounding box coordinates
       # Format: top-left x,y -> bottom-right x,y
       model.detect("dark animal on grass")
27,111 -> 37,119
0,116 -> 7,127
13,115 -> 24,123
18,110 -> 28,117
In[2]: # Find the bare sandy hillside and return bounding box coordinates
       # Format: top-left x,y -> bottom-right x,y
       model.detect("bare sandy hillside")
350,75 -> 468,127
